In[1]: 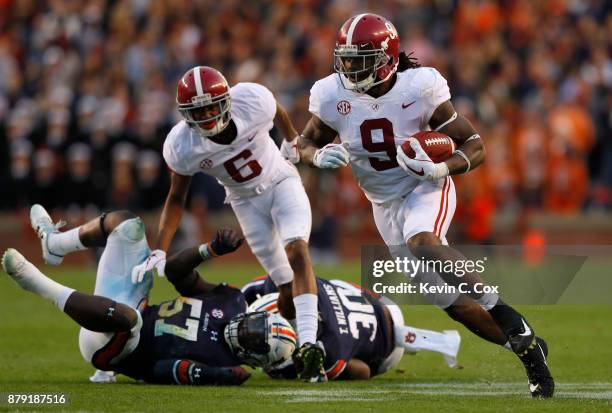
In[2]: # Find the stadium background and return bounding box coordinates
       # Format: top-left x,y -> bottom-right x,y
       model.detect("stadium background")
0,0 -> 611,263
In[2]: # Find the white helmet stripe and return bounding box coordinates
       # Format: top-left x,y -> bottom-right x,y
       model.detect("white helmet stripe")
193,66 -> 204,96
346,13 -> 367,45
241,279 -> 266,293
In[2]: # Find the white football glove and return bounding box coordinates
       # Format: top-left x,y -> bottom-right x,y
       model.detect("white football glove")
131,249 -> 166,284
396,138 -> 449,182
280,135 -> 300,164
313,142 -> 350,169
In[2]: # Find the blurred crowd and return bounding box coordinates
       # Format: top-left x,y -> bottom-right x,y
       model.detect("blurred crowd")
0,0 -> 610,247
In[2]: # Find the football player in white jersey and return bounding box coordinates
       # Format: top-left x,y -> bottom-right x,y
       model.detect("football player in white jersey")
130,66 -> 326,382
291,13 -> 554,397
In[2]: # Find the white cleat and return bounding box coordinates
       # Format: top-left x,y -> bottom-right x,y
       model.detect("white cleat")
89,370 -> 117,383
2,248 -> 40,293
30,204 -> 65,266
442,330 -> 461,368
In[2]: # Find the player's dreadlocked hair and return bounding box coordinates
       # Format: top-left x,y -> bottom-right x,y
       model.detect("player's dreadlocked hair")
397,51 -> 421,72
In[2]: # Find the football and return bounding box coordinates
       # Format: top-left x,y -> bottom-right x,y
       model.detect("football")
401,131 -> 456,163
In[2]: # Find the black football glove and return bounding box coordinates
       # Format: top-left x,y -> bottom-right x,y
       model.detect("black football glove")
209,229 -> 244,256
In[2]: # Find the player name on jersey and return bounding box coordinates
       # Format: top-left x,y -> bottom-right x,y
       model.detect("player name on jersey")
323,283 -> 350,336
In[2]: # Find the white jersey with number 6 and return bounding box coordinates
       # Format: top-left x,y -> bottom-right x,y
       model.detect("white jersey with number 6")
163,82 -> 298,201
309,68 -> 451,204
162,82 -> 311,287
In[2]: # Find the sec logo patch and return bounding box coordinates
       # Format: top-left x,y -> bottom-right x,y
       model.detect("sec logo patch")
337,100 -> 351,115
211,308 -> 224,319
199,159 -> 214,169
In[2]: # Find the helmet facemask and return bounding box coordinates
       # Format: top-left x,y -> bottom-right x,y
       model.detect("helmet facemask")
334,44 -> 391,93
224,311 -> 295,369
177,92 -> 231,137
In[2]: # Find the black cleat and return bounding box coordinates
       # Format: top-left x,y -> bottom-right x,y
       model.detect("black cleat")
519,336 -> 555,398
293,342 -> 327,383
507,318 -> 535,355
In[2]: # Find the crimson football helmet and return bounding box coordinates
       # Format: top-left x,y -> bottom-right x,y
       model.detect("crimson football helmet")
176,66 -> 231,137
334,13 -> 400,93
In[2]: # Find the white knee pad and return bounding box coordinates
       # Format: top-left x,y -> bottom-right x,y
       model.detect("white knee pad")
114,217 -> 146,242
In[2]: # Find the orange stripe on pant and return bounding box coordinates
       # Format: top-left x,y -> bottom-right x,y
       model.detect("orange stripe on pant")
326,359 -> 346,380
91,331 -> 130,371
177,360 -> 191,384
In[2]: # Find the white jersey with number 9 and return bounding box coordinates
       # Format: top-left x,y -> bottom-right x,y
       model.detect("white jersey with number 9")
309,68 -> 451,204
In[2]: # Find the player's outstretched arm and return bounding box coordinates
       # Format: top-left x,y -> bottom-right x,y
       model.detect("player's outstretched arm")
132,171 -> 192,283
298,115 -> 348,168
156,171 -> 192,252
429,100 -> 485,175
165,229 -> 244,296
151,359 -> 250,385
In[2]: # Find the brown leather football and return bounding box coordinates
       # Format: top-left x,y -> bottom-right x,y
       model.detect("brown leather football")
401,131 -> 456,163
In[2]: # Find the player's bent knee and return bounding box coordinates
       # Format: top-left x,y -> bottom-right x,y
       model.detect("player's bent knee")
407,231 -> 441,247
406,231 -> 442,255
114,302 -> 140,331
114,217 -> 146,242
101,210 -> 139,234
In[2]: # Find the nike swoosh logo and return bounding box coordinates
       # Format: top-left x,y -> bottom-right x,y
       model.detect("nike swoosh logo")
518,319 -> 532,337
247,134 -> 256,142
406,165 -> 424,176
529,383 -> 540,393
538,344 -> 548,366
402,101 -> 416,109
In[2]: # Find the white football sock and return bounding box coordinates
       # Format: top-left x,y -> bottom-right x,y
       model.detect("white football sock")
293,293 -> 318,346
474,291 -> 499,311
395,325 -> 460,366
48,227 -> 86,256
15,260 -> 75,310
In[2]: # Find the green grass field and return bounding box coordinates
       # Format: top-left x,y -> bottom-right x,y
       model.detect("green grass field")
1,260 -> 611,412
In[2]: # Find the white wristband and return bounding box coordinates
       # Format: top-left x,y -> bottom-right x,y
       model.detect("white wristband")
198,243 -> 213,260
313,148 -> 324,168
454,149 -> 471,172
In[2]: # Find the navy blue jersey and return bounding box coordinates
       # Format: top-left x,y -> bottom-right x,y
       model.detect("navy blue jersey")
118,284 -> 247,381
242,277 -> 394,379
